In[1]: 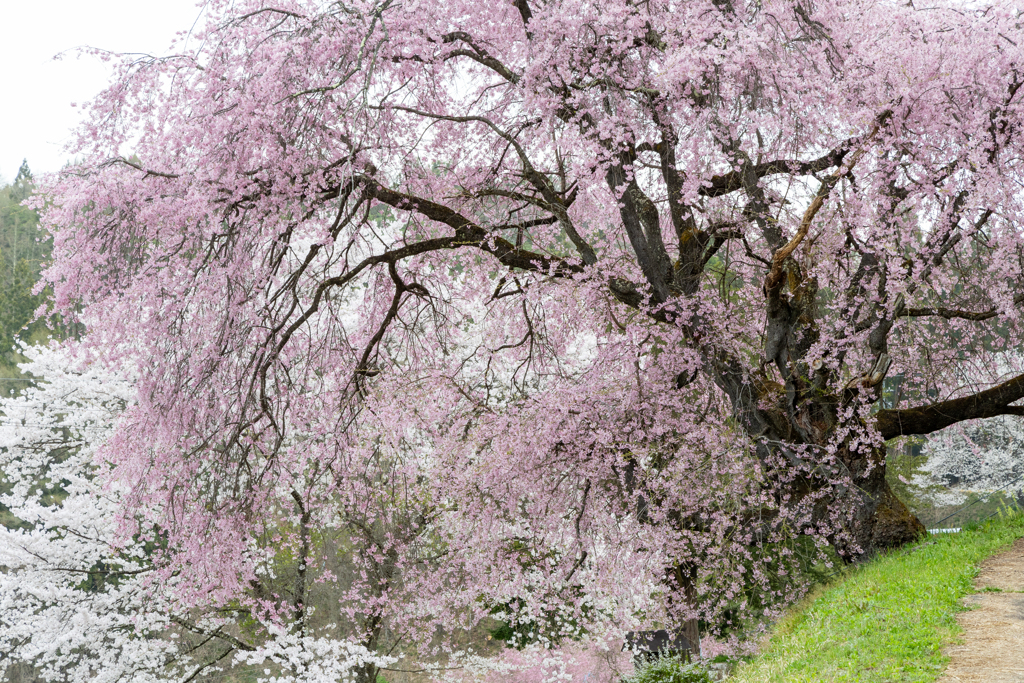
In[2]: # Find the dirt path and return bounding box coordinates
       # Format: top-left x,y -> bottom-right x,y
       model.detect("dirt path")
937,537 -> 1024,682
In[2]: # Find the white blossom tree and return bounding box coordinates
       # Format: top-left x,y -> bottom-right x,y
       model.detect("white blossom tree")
0,345 -> 394,683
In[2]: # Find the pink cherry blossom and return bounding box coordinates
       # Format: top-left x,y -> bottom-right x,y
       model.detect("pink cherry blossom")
10,0 -> 1024,679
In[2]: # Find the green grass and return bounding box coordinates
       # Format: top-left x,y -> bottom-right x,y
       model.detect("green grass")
731,512 -> 1024,682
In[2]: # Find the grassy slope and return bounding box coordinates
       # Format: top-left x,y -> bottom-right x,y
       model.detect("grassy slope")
731,512 -> 1024,683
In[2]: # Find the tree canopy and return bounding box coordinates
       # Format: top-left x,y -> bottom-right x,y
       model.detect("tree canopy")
10,0 -> 1024,679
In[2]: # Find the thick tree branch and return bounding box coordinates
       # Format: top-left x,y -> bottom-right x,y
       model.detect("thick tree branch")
699,148 -> 848,198
901,291 -> 1024,321
359,177 -> 583,274
876,371 -> 1024,440
514,0 -> 533,28
439,31 -> 521,83
765,124 -> 879,291
606,148 -> 674,302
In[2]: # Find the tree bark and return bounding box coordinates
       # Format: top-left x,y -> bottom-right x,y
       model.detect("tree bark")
838,445 -> 926,556
876,371 -> 1024,440
846,370 -> 1024,552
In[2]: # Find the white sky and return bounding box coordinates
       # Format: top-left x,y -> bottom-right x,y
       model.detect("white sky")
0,0 -> 206,182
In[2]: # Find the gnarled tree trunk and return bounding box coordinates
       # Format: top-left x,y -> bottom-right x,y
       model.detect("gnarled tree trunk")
841,445 -> 925,555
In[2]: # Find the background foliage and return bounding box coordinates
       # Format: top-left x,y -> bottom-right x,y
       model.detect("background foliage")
0,160 -> 60,396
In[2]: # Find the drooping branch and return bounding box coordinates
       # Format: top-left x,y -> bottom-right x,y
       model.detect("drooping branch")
860,206 -> 993,358
268,176 -> 584,368
169,616 -> 256,652
382,105 -> 598,265
290,489 -> 312,635
353,262 -> 424,382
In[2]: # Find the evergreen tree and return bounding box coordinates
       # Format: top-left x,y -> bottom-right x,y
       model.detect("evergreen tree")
0,162 -> 59,395
12,159 -> 32,200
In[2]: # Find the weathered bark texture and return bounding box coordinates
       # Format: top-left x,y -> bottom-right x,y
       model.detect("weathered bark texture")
843,446 -> 926,555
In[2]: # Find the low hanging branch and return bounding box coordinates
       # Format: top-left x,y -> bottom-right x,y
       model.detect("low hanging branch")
876,371 -> 1024,440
